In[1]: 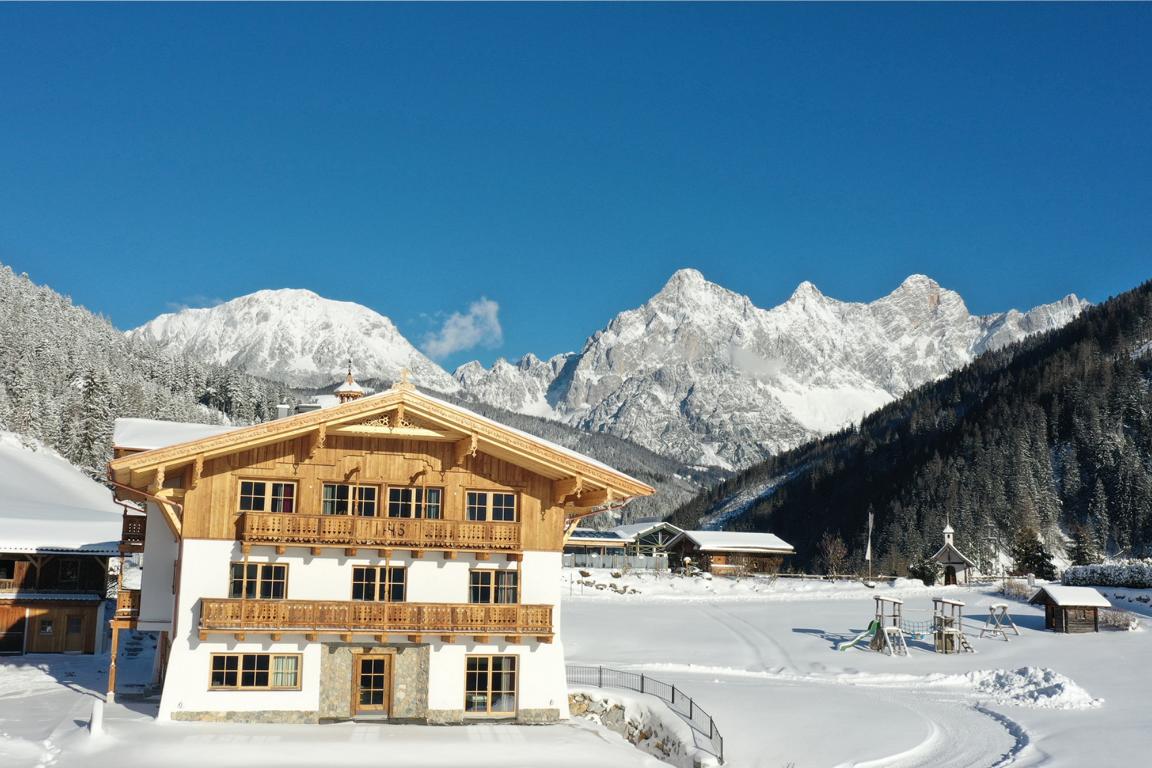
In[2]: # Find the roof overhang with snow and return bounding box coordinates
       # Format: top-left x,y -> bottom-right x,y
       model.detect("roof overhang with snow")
109,384 -> 655,523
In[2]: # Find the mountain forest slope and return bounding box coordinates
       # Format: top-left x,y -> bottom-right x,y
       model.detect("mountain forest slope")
669,279 -> 1152,572
0,265 -> 289,475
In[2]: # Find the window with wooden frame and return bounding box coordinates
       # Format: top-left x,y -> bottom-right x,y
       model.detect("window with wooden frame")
465,491 -> 517,522
351,566 -> 406,602
469,569 -> 518,604
58,559 -> 79,585
465,655 -> 517,715
228,562 -> 288,599
238,480 -> 296,513
210,653 -> 300,690
386,486 -> 442,519
322,483 -> 379,516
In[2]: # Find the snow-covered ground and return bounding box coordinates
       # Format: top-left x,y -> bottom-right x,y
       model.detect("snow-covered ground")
2,574 -> 1148,767
563,570 -> 1150,767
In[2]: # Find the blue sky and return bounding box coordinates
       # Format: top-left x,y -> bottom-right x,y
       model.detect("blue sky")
1,3 -> 1149,370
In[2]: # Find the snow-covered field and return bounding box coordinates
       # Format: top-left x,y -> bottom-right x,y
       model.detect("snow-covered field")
2,574 -> 1148,768
563,570 -> 1150,767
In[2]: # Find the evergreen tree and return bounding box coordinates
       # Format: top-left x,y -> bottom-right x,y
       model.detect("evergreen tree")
1010,528 -> 1058,580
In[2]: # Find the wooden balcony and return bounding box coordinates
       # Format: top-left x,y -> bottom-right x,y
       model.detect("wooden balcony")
238,513 -> 522,556
199,598 -> 553,643
121,515 -> 147,553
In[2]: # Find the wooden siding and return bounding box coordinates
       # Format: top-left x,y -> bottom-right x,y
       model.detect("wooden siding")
2,603 -> 99,654
180,435 -> 568,551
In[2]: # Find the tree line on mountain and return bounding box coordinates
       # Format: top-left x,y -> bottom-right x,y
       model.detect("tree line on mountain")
0,265 -> 289,476
669,279 -> 1152,574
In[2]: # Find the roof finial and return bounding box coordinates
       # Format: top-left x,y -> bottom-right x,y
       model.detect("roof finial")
396,367 -> 413,391
345,358 -> 355,385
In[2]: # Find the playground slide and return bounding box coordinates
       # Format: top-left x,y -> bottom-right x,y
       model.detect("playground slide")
836,619 -> 880,651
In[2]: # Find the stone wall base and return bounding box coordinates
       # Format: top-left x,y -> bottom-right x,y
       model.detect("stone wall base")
517,708 -> 562,724
425,708 -> 465,724
171,710 -> 319,724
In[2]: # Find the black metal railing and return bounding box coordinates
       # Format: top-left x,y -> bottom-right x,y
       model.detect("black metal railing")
566,664 -> 724,763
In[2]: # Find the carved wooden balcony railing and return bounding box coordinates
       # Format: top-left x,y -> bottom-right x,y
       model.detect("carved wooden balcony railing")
0,578 -> 17,592
238,513 -> 522,554
116,589 -> 141,618
120,515 -> 147,553
199,598 -> 553,642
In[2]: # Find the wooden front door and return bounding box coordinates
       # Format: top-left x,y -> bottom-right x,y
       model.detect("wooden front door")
944,566 -> 957,586
64,614 -> 85,653
354,654 -> 392,716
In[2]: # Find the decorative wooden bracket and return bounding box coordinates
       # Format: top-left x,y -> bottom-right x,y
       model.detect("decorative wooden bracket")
147,465 -> 166,495
454,434 -> 478,466
190,455 -> 204,490
307,424 -> 327,460
553,476 -> 584,504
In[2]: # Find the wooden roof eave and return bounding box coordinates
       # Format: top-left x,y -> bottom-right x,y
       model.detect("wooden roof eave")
108,388 -> 654,501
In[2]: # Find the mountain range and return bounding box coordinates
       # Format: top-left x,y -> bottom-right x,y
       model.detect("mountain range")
131,270 -> 1088,469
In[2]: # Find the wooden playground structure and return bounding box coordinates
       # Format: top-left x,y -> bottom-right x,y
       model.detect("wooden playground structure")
849,595 -> 1019,656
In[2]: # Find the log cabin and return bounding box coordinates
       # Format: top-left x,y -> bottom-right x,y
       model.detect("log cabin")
1029,585 -> 1111,633
0,432 -> 122,656
107,376 -> 653,723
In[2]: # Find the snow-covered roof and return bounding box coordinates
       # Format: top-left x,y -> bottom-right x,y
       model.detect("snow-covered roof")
1030,586 -> 1111,608
113,417 -> 239,451
611,520 -> 683,541
335,379 -> 364,394
931,542 -> 977,567
0,431 -> 123,555
672,530 -> 795,554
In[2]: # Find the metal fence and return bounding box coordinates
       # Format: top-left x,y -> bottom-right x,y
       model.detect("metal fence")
566,664 -> 724,763
563,553 -> 670,571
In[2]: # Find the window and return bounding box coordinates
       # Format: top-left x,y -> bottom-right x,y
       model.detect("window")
0,559 -> 15,580
38,619 -> 54,636
229,563 -> 288,599
210,653 -> 300,690
322,484 -> 378,516
387,486 -> 442,519
465,655 -> 517,715
239,481 -> 296,513
351,566 -> 406,602
469,570 -> 518,604
465,491 -> 516,522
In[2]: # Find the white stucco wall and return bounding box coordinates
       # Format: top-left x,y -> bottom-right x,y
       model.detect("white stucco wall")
158,540 -> 569,720
137,501 -> 177,632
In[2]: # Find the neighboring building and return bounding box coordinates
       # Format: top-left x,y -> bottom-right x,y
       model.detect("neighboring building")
1029,585 -> 1111,633
107,378 -> 653,723
667,530 -> 795,574
563,529 -> 628,558
563,519 -> 683,558
930,524 -> 977,586
0,431 -> 122,655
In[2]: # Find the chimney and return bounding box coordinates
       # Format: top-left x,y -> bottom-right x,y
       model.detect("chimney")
276,403 -> 291,420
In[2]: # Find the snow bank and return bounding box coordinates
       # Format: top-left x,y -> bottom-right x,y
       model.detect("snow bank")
627,663 -> 1102,710
564,568 -> 944,602
1064,560 -> 1152,589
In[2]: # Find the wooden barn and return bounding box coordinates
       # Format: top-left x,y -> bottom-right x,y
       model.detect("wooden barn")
1029,585 -> 1111,633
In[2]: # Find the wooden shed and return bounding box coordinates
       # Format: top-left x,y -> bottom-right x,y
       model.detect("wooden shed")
1029,585 -> 1111,633
667,530 -> 794,575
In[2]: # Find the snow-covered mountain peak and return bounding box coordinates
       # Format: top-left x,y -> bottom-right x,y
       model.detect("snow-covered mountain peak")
788,280 -> 825,301
130,290 -> 457,391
